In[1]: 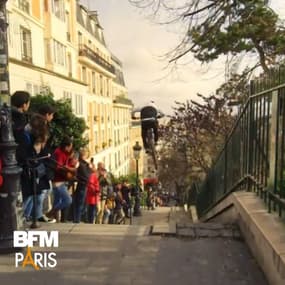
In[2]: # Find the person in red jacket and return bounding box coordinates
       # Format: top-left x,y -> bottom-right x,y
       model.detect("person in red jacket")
86,167 -> 100,223
46,137 -> 76,222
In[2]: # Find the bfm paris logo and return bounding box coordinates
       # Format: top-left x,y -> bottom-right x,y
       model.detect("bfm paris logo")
13,231 -> 58,270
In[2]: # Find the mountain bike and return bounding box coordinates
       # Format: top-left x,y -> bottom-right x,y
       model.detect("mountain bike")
146,127 -> 158,170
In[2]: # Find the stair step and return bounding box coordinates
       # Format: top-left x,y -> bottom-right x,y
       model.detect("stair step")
151,222 -> 176,236
177,223 -> 241,239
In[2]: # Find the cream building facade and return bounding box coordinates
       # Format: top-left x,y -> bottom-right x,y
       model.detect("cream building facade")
6,0 -> 140,176
111,55 -> 133,176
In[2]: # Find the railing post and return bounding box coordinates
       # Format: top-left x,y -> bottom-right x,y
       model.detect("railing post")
247,98 -> 254,191
268,91 -> 279,212
224,140 -> 227,194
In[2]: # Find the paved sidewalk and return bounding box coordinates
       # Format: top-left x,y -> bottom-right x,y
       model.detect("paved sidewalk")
132,207 -> 170,225
0,207 -> 268,285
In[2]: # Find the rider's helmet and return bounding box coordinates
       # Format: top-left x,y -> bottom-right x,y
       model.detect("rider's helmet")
141,101 -> 158,119
147,100 -> 158,109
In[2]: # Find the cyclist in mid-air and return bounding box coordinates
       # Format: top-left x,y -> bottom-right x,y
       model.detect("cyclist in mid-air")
132,101 -> 164,152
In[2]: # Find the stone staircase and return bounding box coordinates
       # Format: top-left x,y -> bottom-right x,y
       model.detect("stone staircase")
167,206 -> 192,224
151,206 -> 241,239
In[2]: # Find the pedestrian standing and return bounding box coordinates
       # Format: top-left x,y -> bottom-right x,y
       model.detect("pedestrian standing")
86,166 -> 100,223
73,148 -> 91,223
46,137 -> 76,222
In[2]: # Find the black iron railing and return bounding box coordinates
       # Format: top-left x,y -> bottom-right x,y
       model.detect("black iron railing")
196,70 -> 285,219
78,44 -> 115,74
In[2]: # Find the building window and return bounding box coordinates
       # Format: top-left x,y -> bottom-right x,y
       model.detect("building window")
18,0 -> 30,14
33,85 -> 40,95
67,53 -> 72,77
82,66 -> 87,83
7,12 -> 12,48
75,94 -> 83,115
45,39 -> 51,64
66,11 -> 71,41
100,75 -> 103,95
106,79 -> 109,96
78,32 -> 82,47
63,91 -> 72,100
20,26 -> 32,62
26,83 -> 32,94
52,0 -> 65,21
26,83 -> 41,95
53,40 -> 66,66
92,72 -> 96,93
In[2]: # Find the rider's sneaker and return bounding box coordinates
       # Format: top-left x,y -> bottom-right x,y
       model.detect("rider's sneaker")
38,215 -> 56,223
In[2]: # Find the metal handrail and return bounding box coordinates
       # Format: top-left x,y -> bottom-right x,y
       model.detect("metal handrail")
196,71 -> 285,219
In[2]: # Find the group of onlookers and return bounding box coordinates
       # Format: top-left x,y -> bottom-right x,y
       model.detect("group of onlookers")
11,90 -> 56,223
9,90 -> 137,226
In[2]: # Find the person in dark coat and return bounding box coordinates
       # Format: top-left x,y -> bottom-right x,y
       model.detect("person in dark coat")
11,90 -> 31,160
73,148 -> 92,223
121,180 -> 131,218
18,122 -> 50,222
113,183 -> 126,224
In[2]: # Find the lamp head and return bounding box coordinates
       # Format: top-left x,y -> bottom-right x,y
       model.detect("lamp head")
133,141 -> 142,160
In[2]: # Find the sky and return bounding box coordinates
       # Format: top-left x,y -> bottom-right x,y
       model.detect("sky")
80,0 -> 285,115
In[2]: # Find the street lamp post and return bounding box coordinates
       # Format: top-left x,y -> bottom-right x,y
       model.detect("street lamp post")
133,141 -> 142,216
0,0 -> 23,253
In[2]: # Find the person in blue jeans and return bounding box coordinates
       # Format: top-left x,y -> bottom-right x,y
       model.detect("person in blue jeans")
23,195 -> 42,221
46,137 -> 76,222
16,114 -> 51,224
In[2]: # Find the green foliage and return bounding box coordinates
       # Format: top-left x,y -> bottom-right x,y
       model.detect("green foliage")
29,90 -> 88,151
130,0 -> 285,73
188,1 -> 285,72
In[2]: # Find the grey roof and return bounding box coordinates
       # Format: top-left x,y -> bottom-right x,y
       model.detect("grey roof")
76,3 -> 106,46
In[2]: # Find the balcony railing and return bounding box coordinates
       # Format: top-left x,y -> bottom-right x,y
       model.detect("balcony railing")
78,44 -> 115,74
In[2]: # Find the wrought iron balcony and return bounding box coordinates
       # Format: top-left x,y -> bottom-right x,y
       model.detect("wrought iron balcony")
78,44 -> 115,74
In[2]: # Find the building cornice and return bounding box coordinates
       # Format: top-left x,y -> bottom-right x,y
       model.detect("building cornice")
8,6 -> 45,29
113,96 -> 133,107
9,57 -> 88,86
